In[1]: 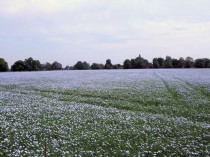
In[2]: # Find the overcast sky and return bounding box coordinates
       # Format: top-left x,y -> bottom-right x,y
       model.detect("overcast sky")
0,0 -> 210,67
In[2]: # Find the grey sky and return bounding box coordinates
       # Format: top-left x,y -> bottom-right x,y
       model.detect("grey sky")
0,0 -> 210,67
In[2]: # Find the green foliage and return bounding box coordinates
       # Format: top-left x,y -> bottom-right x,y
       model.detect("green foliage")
104,59 -> 113,69
11,60 -> 26,71
185,57 -> 194,68
91,63 -> 102,70
0,58 -> 9,72
153,58 -> 159,68
194,59 -> 206,68
124,55 -> 150,69
157,58 -> 165,68
83,61 -> 90,70
51,61 -> 62,70
178,57 -> 186,68
74,61 -> 90,70
172,58 -> 179,68
11,57 -> 43,71
123,59 -> 131,69
164,56 -> 173,68
43,62 -> 52,71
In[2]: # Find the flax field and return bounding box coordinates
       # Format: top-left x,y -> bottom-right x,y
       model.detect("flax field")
0,69 -> 210,156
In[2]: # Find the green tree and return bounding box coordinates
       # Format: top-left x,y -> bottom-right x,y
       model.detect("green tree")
74,61 -> 84,70
11,60 -> 26,71
51,61 -> 62,70
153,58 -> 159,68
83,61 -> 90,70
204,58 -> 210,68
172,58 -> 179,68
104,59 -> 113,69
123,59 -> 131,69
185,57 -> 194,68
164,56 -> 173,68
24,57 -> 43,71
131,59 -> 137,69
194,59 -> 205,68
178,57 -> 186,68
91,63 -> 102,70
43,62 -> 52,71
157,58 -> 165,68
0,58 -> 9,72
113,64 -> 122,69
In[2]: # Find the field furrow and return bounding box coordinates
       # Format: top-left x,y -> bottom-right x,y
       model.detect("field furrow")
0,69 -> 210,156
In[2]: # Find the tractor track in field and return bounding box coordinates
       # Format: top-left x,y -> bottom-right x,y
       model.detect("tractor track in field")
153,72 -> 181,101
174,77 -> 210,102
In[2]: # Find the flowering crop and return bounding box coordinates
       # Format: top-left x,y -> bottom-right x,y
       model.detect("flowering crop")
0,69 -> 210,156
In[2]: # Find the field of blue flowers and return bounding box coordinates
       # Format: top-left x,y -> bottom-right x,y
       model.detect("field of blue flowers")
0,69 -> 210,156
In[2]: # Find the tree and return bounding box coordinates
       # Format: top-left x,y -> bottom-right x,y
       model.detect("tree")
172,58 -> 179,68
185,57 -> 194,68
74,61 -> 90,70
157,58 -> 165,68
194,59 -> 205,68
24,57 -> 43,71
164,56 -> 173,68
11,60 -> 26,71
153,58 -> 159,68
113,64 -> 122,69
51,61 -> 62,70
74,61 -> 83,70
0,58 -> 9,72
134,55 -> 149,69
83,61 -> 90,70
124,55 -> 149,69
64,66 -> 70,70
43,62 -> 52,71
203,58 -> 210,68
178,57 -> 186,68
123,59 -> 131,69
91,63 -> 102,70
104,59 -> 113,69
130,59 -> 137,69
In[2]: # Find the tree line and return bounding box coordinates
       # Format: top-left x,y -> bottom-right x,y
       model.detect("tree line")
0,55 -> 210,72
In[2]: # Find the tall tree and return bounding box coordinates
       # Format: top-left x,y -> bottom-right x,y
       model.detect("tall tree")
74,61 -> 84,70
153,58 -> 159,68
24,57 -> 43,71
157,58 -> 165,68
91,63 -> 102,70
0,58 -> 9,72
104,59 -> 113,69
172,58 -> 179,68
185,57 -> 194,68
178,57 -> 186,68
203,58 -> 210,68
164,56 -> 173,68
51,61 -> 62,70
130,59 -> 137,69
43,62 -> 52,71
123,59 -> 131,69
194,59 -> 205,68
82,61 -> 90,70
11,60 -> 26,71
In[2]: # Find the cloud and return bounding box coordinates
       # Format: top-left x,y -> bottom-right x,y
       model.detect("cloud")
0,0 -> 87,15
0,0 -> 210,66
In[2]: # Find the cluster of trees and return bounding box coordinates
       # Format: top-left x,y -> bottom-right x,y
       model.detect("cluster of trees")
151,56 -> 210,69
73,59 -> 123,70
0,55 -> 210,72
11,57 -> 62,71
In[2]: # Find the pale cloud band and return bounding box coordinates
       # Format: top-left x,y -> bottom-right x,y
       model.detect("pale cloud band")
0,0 -> 210,66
